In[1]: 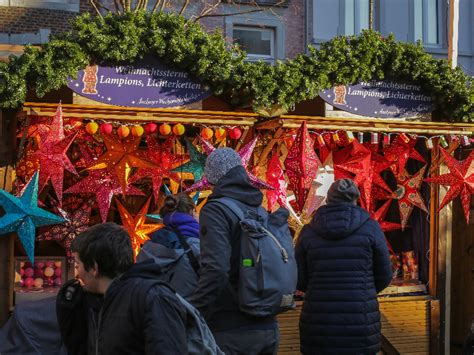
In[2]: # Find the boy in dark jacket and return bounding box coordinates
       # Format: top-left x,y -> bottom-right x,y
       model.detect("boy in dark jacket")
189,148 -> 279,355
295,179 -> 392,355
56,222 -> 187,355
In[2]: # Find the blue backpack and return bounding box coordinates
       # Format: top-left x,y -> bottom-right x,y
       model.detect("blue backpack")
214,197 -> 297,317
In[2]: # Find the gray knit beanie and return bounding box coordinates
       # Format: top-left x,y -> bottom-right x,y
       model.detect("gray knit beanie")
327,178 -> 360,204
205,148 -> 242,185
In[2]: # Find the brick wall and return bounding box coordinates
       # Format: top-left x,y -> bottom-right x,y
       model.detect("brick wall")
0,0 -> 92,35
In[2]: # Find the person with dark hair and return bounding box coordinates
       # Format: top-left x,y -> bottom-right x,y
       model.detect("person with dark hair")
295,178 -> 393,355
137,192 -> 200,298
189,147 -> 280,355
56,222 -> 187,355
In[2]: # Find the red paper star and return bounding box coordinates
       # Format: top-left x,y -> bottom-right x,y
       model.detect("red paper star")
37,201 -> 92,264
30,105 -> 78,204
87,134 -> 158,195
266,150 -> 287,211
425,148 -> 474,223
116,197 -> 162,258
284,121 -> 320,212
390,166 -> 428,230
65,147 -> 144,222
129,137 -> 181,202
370,199 -> 401,232
384,135 -> 425,175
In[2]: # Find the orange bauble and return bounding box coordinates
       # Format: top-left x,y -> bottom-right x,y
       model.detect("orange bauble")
172,124 -> 185,136
215,127 -> 227,140
159,123 -> 171,136
131,125 -> 144,137
117,126 -> 130,138
85,122 -> 98,135
201,127 -> 214,140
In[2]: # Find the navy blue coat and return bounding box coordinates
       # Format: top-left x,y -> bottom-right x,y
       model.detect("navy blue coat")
295,203 -> 392,355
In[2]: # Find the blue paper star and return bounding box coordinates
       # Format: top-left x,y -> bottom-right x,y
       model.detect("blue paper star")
0,171 -> 65,262
172,140 -> 207,181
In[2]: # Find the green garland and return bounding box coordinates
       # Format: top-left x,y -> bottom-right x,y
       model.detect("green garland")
0,11 -> 472,122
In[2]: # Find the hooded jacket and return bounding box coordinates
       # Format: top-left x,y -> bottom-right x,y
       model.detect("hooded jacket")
137,212 -> 200,298
295,203 -> 392,355
57,261 -> 187,355
189,165 -> 276,332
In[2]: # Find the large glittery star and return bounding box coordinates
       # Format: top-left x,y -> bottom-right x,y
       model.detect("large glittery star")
186,137 -> 273,192
384,135 -> 426,175
129,136 -> 181,202
266,150 -> 287,211
65,148 -> 144,222
425,148 -> 474,223
29,105 -> 78,204
116,197 -> 162,258
37,201 -> 92,264
87,135 -> 158,195
370,200 -> 401,232
0,172 -> 65,262
172,140 -> 207,181
390,166 -> 428,230
284,121 -> 321,212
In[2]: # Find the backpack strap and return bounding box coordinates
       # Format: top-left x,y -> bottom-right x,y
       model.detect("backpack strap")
170,226 -> 200,276
212,197 -> 246,220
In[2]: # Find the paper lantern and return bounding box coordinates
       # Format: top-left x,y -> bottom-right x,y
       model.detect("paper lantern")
85,122 -> 98,135
159,124 -> 171,136
131,125 -> 144,137
173,124 -> 185,136
100,123 -> 113,135
229,127 -> 242,140
201,127 -> 214,140
215,128 -> 227,140
145,123 -> 157,134
117,126 -> 130,138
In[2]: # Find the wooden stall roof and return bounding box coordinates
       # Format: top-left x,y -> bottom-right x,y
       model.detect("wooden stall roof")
257,115 -> 474,135
22,102 -> 258,126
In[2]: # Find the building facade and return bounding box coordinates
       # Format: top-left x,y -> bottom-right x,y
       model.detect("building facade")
307,0 -> 474,76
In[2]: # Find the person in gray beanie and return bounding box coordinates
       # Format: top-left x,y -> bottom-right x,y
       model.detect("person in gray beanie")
295,179 -> 392,355
189,147 -> 280,355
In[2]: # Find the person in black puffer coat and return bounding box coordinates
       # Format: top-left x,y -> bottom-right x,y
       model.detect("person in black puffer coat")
295,179 -> 392,355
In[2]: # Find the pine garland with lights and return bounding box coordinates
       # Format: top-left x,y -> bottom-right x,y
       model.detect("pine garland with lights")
0,11 -> 472,122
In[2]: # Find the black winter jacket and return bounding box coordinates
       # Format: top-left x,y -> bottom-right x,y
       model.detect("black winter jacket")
57,261 -> 187,355
295,203 -> 392,355
189,165 -> 276,332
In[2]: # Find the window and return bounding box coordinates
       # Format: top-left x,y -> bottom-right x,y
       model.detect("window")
312,0 -> 441,46
0,0 -> 80,12
233,26 -> 275,62
225,16 -> 285,63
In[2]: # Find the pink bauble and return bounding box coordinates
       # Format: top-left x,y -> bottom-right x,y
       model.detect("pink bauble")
35,262 -> 45,269
45,261 -> 55,268
24,267 -> 34,278
144,123 -> 157,134
54,277 -> 62,286
34,278 -> 44,288
44,267 -> 54,277
44,277 -> 54,287
24,277 -> 34,288
54,261 -> 62,268
54,268 -> 62,277
100,123 -> 113,135
33,268 -> 44,278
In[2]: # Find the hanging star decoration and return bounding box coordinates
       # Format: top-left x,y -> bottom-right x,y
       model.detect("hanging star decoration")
384,135 -> 426,176
266,149 -> 287,211
87,134 -> 158,195
65,147 -> 144,223
284,121 -> 321,212
186,137 -> 273,192
129,136 -> 181,202
425,148 -> 474,223
172,139 -> 207,181
370,199 -> 401,232
116,197 -> 162,258
29,104 -> 78,204
37,200 -> 92,264
17,116 -> 51,147
0,172 -> 65,262
390,166 -> 428,231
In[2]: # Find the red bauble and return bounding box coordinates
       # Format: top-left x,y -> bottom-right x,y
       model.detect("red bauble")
100,123 -> 113,135
144,123 -> 158,134
229,127 -> 242,140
